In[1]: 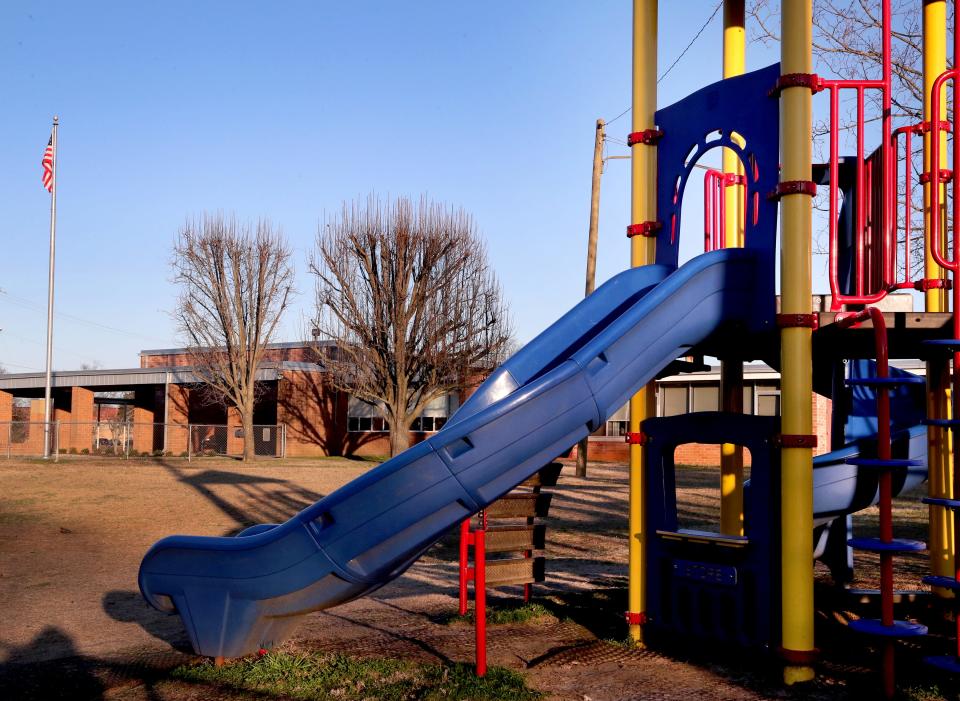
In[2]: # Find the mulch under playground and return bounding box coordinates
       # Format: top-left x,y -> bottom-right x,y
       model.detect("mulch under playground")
0,457 -> 954,700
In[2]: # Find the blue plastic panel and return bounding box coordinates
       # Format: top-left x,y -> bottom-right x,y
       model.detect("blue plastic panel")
924,655 -> 960,673
922,575 -> 960,591
848,619 -> 928,638
847,537 -> 926,553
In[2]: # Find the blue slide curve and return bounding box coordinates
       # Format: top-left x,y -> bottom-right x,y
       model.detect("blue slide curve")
140,247 -> 929,658
139,248 -> 765,658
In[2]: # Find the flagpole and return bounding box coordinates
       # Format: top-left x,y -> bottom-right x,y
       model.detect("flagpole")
42,116 -> 58,459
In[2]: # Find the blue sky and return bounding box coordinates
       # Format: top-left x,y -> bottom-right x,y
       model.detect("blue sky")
0,1 -> 786,373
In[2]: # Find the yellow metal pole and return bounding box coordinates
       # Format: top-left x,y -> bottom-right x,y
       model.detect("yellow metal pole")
922,0 -> 955,597
628,0 -> 657,644
779,0 -> 816,685
720,0 -> 746,537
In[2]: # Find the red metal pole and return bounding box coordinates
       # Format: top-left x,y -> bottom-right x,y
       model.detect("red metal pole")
881,0 -> 893,285
475,529 -> 487,677
829,85 -> 841,305
459,519 -> 469,616
704,171 -> 713,252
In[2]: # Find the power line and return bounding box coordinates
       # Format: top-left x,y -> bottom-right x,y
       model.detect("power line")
0,289 -> 169,344
658,1 -> 723,84
603,1 -> 724,125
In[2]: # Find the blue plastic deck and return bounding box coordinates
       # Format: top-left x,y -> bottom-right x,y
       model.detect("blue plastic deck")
921,338 -> 960,350
922,497 -> 960,509
922,575 -> 960,591
922,418 -> 960,427
847,537 -> 926,553
848,619 -> 928,638
844,457 -> 923,469
924,655 -> 960,673
845,376 -> 926,386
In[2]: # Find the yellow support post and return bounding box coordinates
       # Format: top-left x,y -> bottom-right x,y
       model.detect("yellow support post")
628,0 -> 657,644
922,0 -> 955,597
779,0 -> 816,685
720,0 -> 746,537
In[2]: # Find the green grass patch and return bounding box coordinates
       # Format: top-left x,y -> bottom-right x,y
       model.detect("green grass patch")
903,684 -> 957,701
449,602 -> 555,626
170,651 -> 541,700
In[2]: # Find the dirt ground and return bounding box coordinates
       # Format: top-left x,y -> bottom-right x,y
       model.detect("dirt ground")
0,456 -> 955,700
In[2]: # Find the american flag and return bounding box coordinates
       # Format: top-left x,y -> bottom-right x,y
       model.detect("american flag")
41,135 -> 54,192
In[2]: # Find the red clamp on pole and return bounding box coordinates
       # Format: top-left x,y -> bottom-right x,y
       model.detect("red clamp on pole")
776,313 -> 819,330
626,221 -> 662,238
775,434 -> 818,449
914,278 -> 952,291
627,129 -> 664,146
624,432 -> 647,445
777,646 -> 820,665
915,119 -> 952,134
919,168 -> 953,184
723,173 -> 746,187
625,611 -> 647,626
767,180 -> 817,201
769,72 -> 823,97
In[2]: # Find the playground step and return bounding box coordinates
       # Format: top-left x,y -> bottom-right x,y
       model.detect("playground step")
485,493 -> 553,519
848,618 -> 928,638
845,376 -> 926,387
483,525 -> 546,554
845,457 -> 924,469
922,497 -> 960,510
924,655 -> 960,674
483,556 -> 545,587
848,537 -> 926,553
922,418 -> 960,428
846,588 -> 929,605
655,528 -> 749,549
922,575 -> 960,591
921,338 -> 960,351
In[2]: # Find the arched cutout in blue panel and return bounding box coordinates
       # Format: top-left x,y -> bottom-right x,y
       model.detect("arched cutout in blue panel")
654,63 -> 780,292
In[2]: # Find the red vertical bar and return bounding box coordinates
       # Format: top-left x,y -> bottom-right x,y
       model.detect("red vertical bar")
856,87 -> 866,296
475,529 -> 487,677
881,0 -> 894,286
829,85 -> 842,307
704,171 -> 713,252
459,519 -> 469,616
718,173 -> 727,250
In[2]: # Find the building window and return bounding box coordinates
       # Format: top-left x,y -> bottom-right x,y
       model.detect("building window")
411,416 -> 447,432
348,393 -> 457,433
606,420 -> 629,437
691,385 -> 719,412
411,394 -> 456,433
661,385 -> 688,416
347,415 -> 389,432
347,397 -> 389,433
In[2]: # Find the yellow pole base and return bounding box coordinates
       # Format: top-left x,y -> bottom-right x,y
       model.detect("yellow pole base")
783,664 -> 815,685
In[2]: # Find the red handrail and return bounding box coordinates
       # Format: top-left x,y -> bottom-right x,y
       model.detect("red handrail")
835,307 -> 895,696
929,68 -> 958,273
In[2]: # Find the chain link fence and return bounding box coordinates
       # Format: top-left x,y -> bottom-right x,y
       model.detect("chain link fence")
0,422 -> 286,460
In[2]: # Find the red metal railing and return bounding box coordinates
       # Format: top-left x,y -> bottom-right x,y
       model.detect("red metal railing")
824,0 -> 896,310
703,169 -> 746,253
835,307 -> 896,697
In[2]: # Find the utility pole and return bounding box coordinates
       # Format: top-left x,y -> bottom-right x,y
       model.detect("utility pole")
576,118 -> 605,478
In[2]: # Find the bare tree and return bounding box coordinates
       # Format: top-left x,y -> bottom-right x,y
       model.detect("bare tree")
173,214 -> 295,461
311,195 -> 512,457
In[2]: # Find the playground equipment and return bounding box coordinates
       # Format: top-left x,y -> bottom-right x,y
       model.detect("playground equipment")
139,0 -> 960,694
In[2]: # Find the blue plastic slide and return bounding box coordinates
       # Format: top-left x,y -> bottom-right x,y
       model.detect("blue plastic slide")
139,248 -> 766,658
